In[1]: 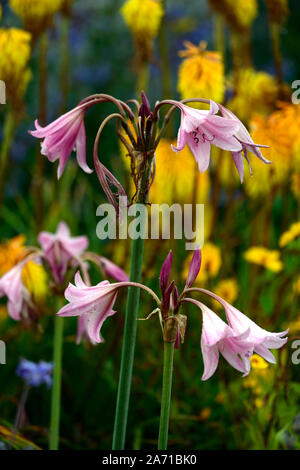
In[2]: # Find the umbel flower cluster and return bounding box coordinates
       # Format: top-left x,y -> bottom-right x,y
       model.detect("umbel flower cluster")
30,91 -> 270,211
57,249 -> 288,380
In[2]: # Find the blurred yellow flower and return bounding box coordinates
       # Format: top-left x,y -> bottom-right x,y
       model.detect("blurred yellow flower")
177,41 -> 224,105
150,139 -> 210,205
209,0 -> 258,32
22,261 -> 48,304
0,235 -> 47,303
183,242 -> 221,284
0,28 -> 32,105
228,68 -> 278,123
0,235 -> 27,276
244,106 -> 300,198
212,279 -> 239,310
254,397 -> 264,408
10,0 -> 63,34
250,354 -> 269,370
279,221 -> 300,247
244,246 -> 283,272
121,0 -> 163,41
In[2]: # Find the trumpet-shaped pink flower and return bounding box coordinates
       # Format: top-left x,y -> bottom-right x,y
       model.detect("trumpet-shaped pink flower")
30,102 -> 93,179
184,298 -> 253,380
38,222 -> 88,284
191,287 -> 288,376
211,293 -> 287,366
57,272 -> 122,344
0,263 -> 25,321
171,100 -> 242,172
169,100 -> 270,181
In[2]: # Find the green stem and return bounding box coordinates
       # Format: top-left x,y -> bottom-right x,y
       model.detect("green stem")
49,308 -> 64,450
0,110 -> 15,219
112,156 -> 152,449
270,23 -> 284,97
158,341 -> 174,450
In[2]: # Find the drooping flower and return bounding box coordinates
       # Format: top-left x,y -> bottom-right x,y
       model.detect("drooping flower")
0,263 -> 25,321
38,222 -> 88,283
244,246 -> 283,272
194,288 -> 288,374
57,272 -> 122,344
30,102 -> 93,179
178,41 -> 225,105
184,298 -> 252,380
98,257 -> 129,282
172,100 -> 242,173
170,100 -> 270,181
16,358 -> 53,387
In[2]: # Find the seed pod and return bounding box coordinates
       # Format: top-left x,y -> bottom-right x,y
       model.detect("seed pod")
163,316 -> 178,343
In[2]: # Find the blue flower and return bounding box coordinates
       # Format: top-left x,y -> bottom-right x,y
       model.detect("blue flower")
16,358 -> 53,388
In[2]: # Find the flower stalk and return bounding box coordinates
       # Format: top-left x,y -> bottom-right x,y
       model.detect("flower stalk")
158,340 -> 175,450
49,299 -> 65,450
0,110 -> 15,219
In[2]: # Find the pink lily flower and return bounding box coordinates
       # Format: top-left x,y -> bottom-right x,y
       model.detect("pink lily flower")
30,102 -> 93,179
171,100 -> 243,172
57,271 -> 122,344
0,262 -> 27,321
218,104 -> 271,182
184,298 -> 252,380
191,288 -> 288,375
38,222 -> 88,284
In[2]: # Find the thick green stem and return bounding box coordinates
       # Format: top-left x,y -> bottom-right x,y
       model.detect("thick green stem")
49,310 -> 64,450
112,153 -> 152,449
0,110 -> 15,219
158,341 -> 175,450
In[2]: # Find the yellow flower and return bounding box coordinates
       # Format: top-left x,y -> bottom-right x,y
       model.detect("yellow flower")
22,261 -> 48,304
244,246 -> 283,273
183,242 -> 221,284
212,279 -> 239,310
254,397 -> 264,408
120,0 -> 163,41
244,106 -> 300,198
279,221 -> 300,247
177,41 -> 224,105
250,354 -> 269,370
0,28 -> 32,105
0,235 -> 27,276
208,0 -> 258,32
228,68 -> 279,123
0,235 -> 47,303
10,0 -> 63,34
150,139 -> 210,205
